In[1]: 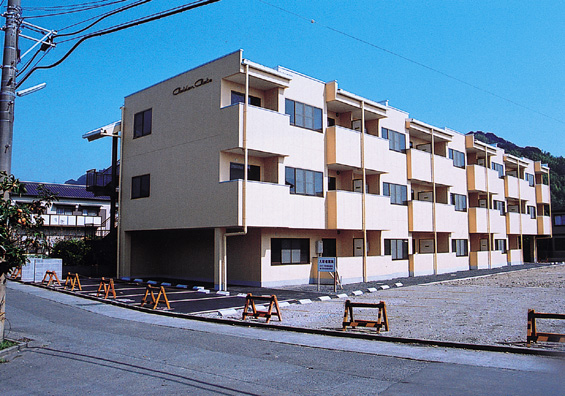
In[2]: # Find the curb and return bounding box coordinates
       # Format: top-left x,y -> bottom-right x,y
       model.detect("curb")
15,280 -> 565,358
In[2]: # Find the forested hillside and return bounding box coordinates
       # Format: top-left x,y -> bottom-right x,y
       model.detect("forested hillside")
472,131 -> 564,210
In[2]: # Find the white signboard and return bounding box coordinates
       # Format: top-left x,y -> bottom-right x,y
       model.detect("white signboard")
318,257 -> 336,272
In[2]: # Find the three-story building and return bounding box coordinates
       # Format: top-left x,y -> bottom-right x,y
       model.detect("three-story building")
118,50 -> 552,289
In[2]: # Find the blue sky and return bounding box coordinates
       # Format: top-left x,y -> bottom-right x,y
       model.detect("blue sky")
8,0 -> 565,183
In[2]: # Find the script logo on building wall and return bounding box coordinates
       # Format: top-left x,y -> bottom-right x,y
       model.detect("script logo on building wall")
172,77 -> 213,96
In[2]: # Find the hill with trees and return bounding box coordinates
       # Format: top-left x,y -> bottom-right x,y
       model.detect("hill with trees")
471,131 -> 564,210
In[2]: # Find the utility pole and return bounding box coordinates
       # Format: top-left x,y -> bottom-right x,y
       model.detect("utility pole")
0,0 -> 21,175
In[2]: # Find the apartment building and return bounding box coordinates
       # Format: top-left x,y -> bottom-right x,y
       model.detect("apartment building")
118,50 -> 552,289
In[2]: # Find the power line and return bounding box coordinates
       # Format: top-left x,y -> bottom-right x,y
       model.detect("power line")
22,0 -> 131,18
257,0 -> 565,126
57,0 -> 151,35
16,0 -> 221,88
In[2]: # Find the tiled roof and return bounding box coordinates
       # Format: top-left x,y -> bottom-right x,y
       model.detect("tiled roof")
18,182 -> 110,201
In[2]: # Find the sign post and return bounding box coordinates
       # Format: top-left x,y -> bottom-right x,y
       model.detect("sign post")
317,257 -> 337,292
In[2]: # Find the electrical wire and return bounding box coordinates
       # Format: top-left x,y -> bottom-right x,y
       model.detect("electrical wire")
57,0 -> 213,44
23,0 -> 131,19
257,0 -> 564,126
16,0 -> 221,89
57,0 -> 150,33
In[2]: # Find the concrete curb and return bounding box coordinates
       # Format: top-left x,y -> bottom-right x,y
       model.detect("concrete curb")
15,280 -> 565,358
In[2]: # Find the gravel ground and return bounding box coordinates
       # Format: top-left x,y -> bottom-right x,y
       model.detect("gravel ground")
200,264 -> 565,350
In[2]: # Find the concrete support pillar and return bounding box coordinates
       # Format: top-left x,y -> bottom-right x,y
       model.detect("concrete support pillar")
118,230 -> 131,278
214,228 -> 227,291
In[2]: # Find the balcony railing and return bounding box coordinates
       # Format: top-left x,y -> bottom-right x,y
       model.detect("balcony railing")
86,169 -> 116,196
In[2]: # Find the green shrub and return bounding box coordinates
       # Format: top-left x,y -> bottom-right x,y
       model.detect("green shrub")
50,239 -> 91,267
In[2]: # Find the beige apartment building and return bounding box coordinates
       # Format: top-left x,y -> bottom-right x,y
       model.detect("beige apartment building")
118,50 -> 552,289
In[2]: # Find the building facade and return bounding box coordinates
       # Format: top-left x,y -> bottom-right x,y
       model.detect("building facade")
118,50 -> 552,289
13,182 -> 112,245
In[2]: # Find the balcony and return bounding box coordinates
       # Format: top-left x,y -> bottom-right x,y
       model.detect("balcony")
537,216 -> 552,235
536,184 -> 551,204
41,214 -> 102,227
221,180 -> 327,229
506,212 -> 520,234
326,126 -> 390,173
520,179 -> 536,202
220,104 -> 324,157
407,149 -> 455,186
504,175 -> 519,199
468,207 -> 506,234
327,190 -> 404,230
522,214 -> 538,235
507,249 -> 523,264
467,165 -> 504,195
86,169 -> 115,197
408,201 -> 466,233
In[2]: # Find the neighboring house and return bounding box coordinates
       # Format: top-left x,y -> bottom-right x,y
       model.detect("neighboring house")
13,182 -> 112,245
117,50 -> 552,288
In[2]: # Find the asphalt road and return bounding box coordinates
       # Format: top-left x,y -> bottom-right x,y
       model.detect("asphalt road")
1,282 -> 564,396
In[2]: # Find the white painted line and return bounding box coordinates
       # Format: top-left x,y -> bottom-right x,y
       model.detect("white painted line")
367,287 -> 378,293
380,285 -> 390,290
318,296 -> 332,301
336,293 -> 348,298
352,290 -> 363,296
298,299 -> 312,305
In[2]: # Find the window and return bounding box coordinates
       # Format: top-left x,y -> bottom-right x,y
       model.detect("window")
285,99 -> 323,131
493,200 -> 505,215
131,174 -> 150,199
383,182 -> 408,205
229,162 -> 260,181
525,173 -> 535,187
491,162 -> 504,178
82,207 -> 98,216
133,109 -> 152,138
452,239 -> 469,257
384,239 -> 409,260
285,167 -> 323,197
381,128 -> 406,153
495,239 -> 507,253
55,205 -> 74,215
450,193 -> 467,212
448,149 -> 465,168
527,206 -> 536,219
554,214 -> 565,226
231,91 -> 261,107
271,238 -> 309,265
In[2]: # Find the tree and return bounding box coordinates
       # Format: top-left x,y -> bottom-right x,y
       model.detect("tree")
0,172 -> 55,341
